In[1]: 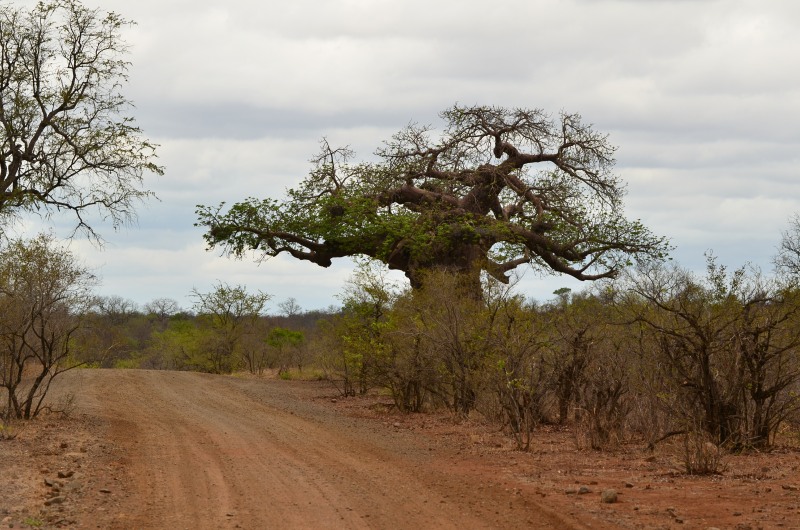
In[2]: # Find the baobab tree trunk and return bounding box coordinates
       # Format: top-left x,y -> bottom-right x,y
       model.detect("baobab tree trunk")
406,267 -> 483,297
404,252 -> 486,301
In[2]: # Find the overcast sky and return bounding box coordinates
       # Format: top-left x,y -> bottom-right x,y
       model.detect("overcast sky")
17,0 -> 800,312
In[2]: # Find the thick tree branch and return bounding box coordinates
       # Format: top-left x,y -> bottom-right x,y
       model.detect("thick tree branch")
199,104 -> 668,295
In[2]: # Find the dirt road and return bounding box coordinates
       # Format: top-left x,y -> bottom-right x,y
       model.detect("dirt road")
51,369 -> 582,529
5,369 -> 798,529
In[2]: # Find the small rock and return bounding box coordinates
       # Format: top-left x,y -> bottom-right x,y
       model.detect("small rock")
393,422 -> 401,428
44,496 -> 65,506
624,482 -> 634,488
564,488 -> 578,495
57,470 -> 74,479
330,398 -> 338,403
59,442 -> 68,449
600,489 -> 618,503
99,488 -> 111,494
577,486 -> 591,495
44,477 -> 55,487
781,484 -> 798,491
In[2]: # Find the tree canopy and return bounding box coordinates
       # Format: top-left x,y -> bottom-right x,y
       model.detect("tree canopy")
0,0 -> 162,238
197,104 -> 668,293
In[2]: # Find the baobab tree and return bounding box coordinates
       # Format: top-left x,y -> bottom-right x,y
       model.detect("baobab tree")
197,105 -> 668,297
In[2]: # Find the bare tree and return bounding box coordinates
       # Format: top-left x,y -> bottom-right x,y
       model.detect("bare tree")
625,256 -> 800,448
0,0 -> 162,238
0,233 -> 97,420
277,297 -> 302,318
144,297 -> 181,327
774,213 -> 800,278
95,295 -> 139,325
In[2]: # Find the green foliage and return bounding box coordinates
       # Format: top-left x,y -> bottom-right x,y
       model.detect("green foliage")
396,271 -> 493,415
319,262 -> 399,397
483,298 -> 549,450
0,420 -> 17,440
317,316 -> 358,396
149,318 -> 217,373
191,282 -> 271,374
309,249 -> 800,454
113,358 -> 142,369
79,301 -> 152,368
22,517 -> 43,528
266,328 -> 304,349
364,298 -> 431,412
276,367 -> 325,381
266,327 -> 305,374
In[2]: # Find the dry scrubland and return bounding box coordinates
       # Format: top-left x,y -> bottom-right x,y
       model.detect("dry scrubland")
2,5 -> 800,529
6,264 -> 800,529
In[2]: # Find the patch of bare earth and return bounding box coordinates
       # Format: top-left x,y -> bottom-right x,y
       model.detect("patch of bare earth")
1,369 -> 799,529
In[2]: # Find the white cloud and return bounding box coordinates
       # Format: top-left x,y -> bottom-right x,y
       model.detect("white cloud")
10,0 -> 800,308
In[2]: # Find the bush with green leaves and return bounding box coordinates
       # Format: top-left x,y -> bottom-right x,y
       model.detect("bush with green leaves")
191,282 -> 271,374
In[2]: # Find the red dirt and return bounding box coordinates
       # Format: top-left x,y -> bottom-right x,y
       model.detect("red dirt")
2,369 -> 800,529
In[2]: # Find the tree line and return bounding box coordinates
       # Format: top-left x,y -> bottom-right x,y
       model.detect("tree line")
0,235 -> 325,421
6,226 -> 800,465
87,285 -> 319,376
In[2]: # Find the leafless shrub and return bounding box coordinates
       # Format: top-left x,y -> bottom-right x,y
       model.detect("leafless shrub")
1,235 -> 97,420
40,392 -> 77,419
678,431 -> 727,475
574,380 -> 629,450
622,258 -> 800,449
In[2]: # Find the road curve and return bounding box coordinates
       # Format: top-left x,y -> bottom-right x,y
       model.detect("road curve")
63,369 -> 585,529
